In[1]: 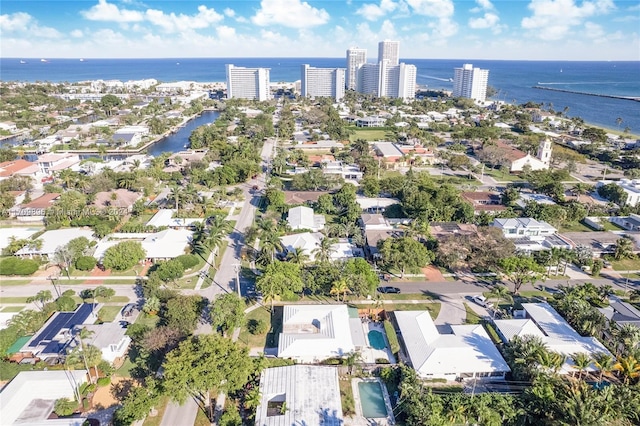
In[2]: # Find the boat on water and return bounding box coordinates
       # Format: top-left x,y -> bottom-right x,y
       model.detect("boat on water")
19,60 -> 26,64
40,59 -> 48,62
79,58 -> 85,62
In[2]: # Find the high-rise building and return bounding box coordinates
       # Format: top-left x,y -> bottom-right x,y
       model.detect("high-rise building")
452,64 -> 489,102
346,47 -> 367,91
300,65 -> 346,101
378,40 -> 400,65
225,64 -> 271,101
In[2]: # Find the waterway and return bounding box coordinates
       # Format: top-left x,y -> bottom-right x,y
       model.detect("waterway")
148,110 -> 219,156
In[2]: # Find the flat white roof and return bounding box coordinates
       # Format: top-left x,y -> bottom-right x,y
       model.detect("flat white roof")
355,197 -> 400,209
278,305 -> 355,361
15,228 -> 95,257
395,310 -> 510,377
0,227 -> 41,252
93,229 -> 192,260
255,365 -> 343,426
494,303 -> 613,374
146,209 -> 203,228
0,370 -> 87,425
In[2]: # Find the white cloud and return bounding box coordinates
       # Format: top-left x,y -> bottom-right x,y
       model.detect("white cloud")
522,0 -> 616,40
144,6 -> 223,33
356,0 -> 399,21
379,19 -> 398,39
583,21 -> 605,39
216,25 -> 236,39
469,12 -> 499,29
81,0 -> 144,22
0,12 -> 32,32
406,0 -> 454,18
70,29 -> 84,38
224,8 -> 235,18
0,12 -> 62,39
252,0 -> 329,28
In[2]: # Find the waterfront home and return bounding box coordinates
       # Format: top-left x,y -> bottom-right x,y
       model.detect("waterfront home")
0,159 -> 40,182
395,310 -> 510,381
36,153 -> 81,175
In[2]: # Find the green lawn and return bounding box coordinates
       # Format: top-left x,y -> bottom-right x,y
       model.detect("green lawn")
1,297 -> 29,304
348,127 -> 394,142
142,396 -> 170,426
559,221 -> 594,232
97,305 -> 123,322
238,306 -> 272,349
601,221 -> 626,231
482,168 -> 525,183
0,306 -> 24,312
464,303 -> 482,324
612,258 -> 640,271
0,279 -> 32,286
115,357 -> 135,378
483,322 -> 503,344
339,378 -> 356,417
353,302 -> 441,319
135,312 -> 160,328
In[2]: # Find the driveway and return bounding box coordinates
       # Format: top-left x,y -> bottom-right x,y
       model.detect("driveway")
434,295 -> 466,333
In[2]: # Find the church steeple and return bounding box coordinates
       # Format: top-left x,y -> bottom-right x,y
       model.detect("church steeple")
537,138 -> 552,165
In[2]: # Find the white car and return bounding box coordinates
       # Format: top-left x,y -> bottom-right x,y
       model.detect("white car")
472,295 -> 493,308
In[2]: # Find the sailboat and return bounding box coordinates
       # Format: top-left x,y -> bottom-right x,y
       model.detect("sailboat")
40,58 -> 48,62
19,60 -> 26,64
560,68 -> 563,73
79,58 -> 85,62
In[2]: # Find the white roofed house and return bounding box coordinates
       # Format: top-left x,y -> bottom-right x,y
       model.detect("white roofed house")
15,228 -> 95,260
84,322 -> 132,364
36,153 -> 81,175
93,228 -> 192,263
146,208 -> 204,229
394,310 -> 510,381
255,365 -> 344,426
277,305 -> 355,363
287,206 -> 326,232
494,303 -> 613,376
322,161 -> 363,182
280,232 -> 322,263
492,217 -> 571,253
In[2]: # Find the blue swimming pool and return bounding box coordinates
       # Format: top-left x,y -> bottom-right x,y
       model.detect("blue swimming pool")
358,381 -> 388,418
368,330 -> 386,350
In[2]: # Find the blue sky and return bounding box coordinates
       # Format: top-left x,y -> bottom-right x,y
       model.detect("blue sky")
1,0 -> 639,60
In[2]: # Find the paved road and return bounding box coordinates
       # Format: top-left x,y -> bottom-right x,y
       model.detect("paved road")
208,136 -> 275,299
159,397 -> 198,426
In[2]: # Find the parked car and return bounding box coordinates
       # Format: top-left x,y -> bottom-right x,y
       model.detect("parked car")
121,303 -> 136,317
377,286 -> 401,294
472,295 -> 492,308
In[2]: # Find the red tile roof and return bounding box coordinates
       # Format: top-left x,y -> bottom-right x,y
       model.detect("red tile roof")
0,159 -> 38,178
21,193 -> 60,209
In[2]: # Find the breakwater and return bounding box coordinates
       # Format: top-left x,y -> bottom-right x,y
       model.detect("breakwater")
532,86 -> 640,102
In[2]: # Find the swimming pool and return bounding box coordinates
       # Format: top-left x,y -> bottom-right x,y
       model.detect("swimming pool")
358,381 -> 388,418
368,330 -> 386,350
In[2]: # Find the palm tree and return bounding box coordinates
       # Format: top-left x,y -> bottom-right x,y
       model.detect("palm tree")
285,248 -> 309,265
260,230 -> 283,263
593,352 -> 615,383
614,237 -> 634,261
613,355 -> 640,384
313,236 -> 336,264
597,284 -> 614,303
73,327 -> 96,383
536,350 -> 565,375
26,290 -> 53,311
330,279 -> 351,302
571,352 -> 591,380
487,285 -> 512,316
616,323 -> 640,355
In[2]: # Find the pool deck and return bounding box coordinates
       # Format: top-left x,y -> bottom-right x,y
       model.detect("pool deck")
360,322 -> 396,364
348,377 -> 396,426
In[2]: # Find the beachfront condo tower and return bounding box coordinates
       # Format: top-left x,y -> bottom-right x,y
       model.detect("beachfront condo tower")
225,64 -> 271,101
300,65 -> 346,101
346,47 -> 367,91
453,64 -> 489,102
378,40 -> 400,66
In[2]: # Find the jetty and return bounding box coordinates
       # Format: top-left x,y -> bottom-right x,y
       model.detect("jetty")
532,86 -> 640,102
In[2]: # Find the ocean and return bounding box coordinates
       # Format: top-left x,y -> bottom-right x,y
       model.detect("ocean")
1,58 -> 639,134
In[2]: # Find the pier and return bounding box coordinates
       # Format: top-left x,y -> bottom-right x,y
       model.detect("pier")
532,86 -> 640,102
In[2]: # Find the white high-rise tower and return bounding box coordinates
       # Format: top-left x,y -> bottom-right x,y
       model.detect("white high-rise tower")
452,63 -> 489,102
378,40 -> 400,65
225,64 -> 271,101
346,48 -> 367,91
301,65 -> 346,101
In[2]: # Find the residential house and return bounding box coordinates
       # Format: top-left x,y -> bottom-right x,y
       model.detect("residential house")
92,189 -> 142,212
287,206 -> 326,232
284,190 -> 331,205
84,322 -> 132,364
255,365 -> 343,426
0,121 -> 18,133
36,153 -> 81,175
611,213 -> 640,231
280,232 -> 322,262
0,370 -> 88,426
395,310 -> 510,381
356,116 -> 386,127
492,217 -> 570,252
146,209 -> 203,229
10,193 -> 61,222
560,231 -> 629,256
515,192 -> 557,209
111,132 -> 141,147
599,301 -> 640,329
597,179 -> 640,207
163,150 -> 208,172
461,192 -> 506,215
0,159 -> 40,181
277,305 -> 355,362
359,213 -> 397,259
494,303 -> 613,375
15,228 -> 95,259
17,303 -> 98,362
93,228 -> 192,263
356,196 -> 400,214
322,161 -> 363,182
0,227 -> 42,253
429,222 -> 478,240
373,142 -> 404,164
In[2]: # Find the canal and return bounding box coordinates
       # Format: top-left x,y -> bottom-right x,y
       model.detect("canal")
148,110 -> 220,156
